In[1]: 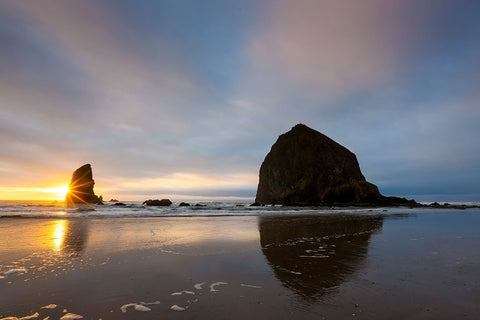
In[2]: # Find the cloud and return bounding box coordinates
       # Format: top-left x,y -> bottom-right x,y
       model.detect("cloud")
246,0 -> 470,101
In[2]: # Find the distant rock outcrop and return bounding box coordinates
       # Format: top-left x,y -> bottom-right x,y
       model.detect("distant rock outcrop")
255,124 -> 416,206
65,164 -> 103,205
143,199 -> 172,206
114,202 -> 126,206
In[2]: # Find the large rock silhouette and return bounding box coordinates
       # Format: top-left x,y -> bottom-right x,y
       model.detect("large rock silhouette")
255,124 -> 408,206
65,164 -> 103,205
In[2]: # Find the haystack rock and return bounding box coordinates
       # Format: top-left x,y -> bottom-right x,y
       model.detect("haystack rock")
65,164 -> 103,205
255,124 -> 404,206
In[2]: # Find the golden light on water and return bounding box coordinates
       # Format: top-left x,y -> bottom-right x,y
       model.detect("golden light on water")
52,220 -> 66,251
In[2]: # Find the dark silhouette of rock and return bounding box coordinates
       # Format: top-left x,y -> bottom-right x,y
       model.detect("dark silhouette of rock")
255,124 -> 417,206
65,164 -> 103,205
109,199 -> 119,202
114,202 -> 126,206
179,202 -> 190,207
143,199 -> 172,206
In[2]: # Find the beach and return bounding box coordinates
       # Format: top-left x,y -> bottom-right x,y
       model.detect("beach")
1,207 -> 479,319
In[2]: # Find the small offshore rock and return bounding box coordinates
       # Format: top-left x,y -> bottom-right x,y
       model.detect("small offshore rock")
114,202 -> 126,206
143,199 -> 172,206
179,202 -> 191,207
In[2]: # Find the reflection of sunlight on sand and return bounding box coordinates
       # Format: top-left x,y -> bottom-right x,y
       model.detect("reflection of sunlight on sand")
0,220 -> 71,256
87,217 -> 259,253
53,220 -> 66,251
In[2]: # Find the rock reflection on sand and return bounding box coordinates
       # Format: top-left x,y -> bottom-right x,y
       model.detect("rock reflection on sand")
50,219 -> 89,255
54,219 -> 90,257
259,214 -> 383,300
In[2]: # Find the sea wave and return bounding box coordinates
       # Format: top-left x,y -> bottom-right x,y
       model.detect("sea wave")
0,200 -> 395,218
0,200 -> 478,219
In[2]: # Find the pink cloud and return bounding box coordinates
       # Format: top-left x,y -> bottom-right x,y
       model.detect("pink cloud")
248,0 -> 437,97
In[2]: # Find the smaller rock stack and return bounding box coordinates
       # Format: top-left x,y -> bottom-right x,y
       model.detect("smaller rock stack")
65,164 -> 103,205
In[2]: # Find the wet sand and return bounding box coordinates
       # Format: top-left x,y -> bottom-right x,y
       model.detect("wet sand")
1,210 -> 479,319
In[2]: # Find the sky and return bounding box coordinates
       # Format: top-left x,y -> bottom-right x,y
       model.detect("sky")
1,0 -> 479,201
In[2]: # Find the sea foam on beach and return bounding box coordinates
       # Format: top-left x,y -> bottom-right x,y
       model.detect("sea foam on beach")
59,313 -> 83,320
0,312 -> 39,320
171,290 -> 195,296
209,282 -> 228,292
194,282 -> 206,290
2,268 -> 27,277
120,303 -> 151,313
40,305 -> 57,309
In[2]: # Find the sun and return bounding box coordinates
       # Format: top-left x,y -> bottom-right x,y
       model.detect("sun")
39,185 -> 70,200
56,185 -> 70,199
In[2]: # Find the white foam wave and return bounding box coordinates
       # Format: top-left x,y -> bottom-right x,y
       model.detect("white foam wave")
209,282 -> 228,292
170,305 -> 186,312
120,303 -> 151,313
0,200 -> 403,218
171,290 -> 195,296
59,313 -> 83,320
40,304 -> 57,309
0,312 -> 40,320
194,282 -> 206,290
2,268 -> 27,277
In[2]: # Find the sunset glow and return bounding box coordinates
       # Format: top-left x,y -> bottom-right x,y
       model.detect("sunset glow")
42,186 -> 70,200
0,185 -> 70,201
